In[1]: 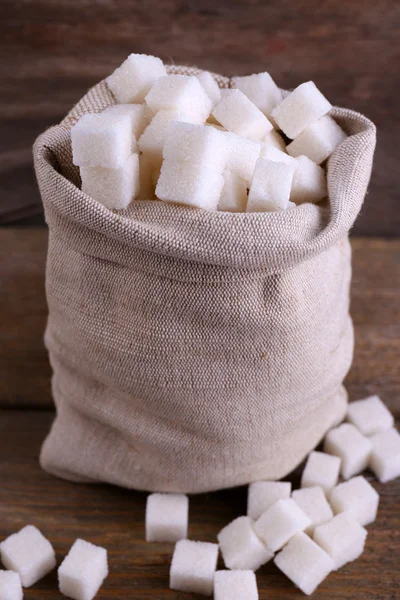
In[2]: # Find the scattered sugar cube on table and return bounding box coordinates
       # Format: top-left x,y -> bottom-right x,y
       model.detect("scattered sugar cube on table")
218,170 -> 248,212
232,72 -> 282,117
247,481 -> 292,521
347,395 -> 394,436
324,423 -> 373,480
214,570 -> 259,600
170,539 -> 219,596
212,89 -> 273,140
247,158 -> 294,213
0,525 -> 56,588
329,476 -> 379,526
369,428 -> 400,482
0,571 -> 23,600
145,493 -> 189,543
254,498 -> 311,552
274,532 -> 334,596
313,513 -> 368,570
290,155 -> 327,204
58,539 -> 108,600
107,53 -> 167,103
197,71 -> 222,107
292,487 -> 334,535
223,132 -> 262,183
217,516 -> 273,571
301,451 -> 341,494
286,115 -> 347,164
145,75 -> 212,121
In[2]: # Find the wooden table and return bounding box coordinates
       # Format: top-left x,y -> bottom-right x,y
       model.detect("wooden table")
0,229 -> 399,598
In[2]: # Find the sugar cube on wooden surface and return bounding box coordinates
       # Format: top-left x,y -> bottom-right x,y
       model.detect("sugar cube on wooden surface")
247,481 -> 292,521
260,145 -> 298,169
292,487 -> 334,535
286,115 -> 347,164
170,539 -> 219,596
254,498 -> 311,552
0,526 -> 56,588
145,493 -> 189,543
218,171 -> 248,212
145,75 -> 212,121
301,451 -> 341,494
290,155 -> 327,204
262,129 -> 287,151
369,428 -> 400,483
347,396 -> 394,436
247,158 -> 294,213
103,103 -> 150,140
217,516 -> 273,571
329,476 -> 379,526
324,423 -> 373,480
232,72 -> 282,117
214,570 -> 259,600
197,71 -> 222,107
107,53 -> 167,103
274,532 -> 334,596
224,132 -> 261,183
313,513 -> 367,570
271,81 -> 332,139
212,89 -> 273,140
0,571 -> 23,600
58,539 -> 108,600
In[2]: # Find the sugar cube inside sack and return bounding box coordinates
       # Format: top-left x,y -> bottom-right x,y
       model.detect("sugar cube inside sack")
197,71 -> 222,107
217,516 -> 273,572
347,395 -> 394,436
287,115 -> 347,164
224,132 -> 262,183
247,481 -> 292,521
274,532 -> 333,596
107,53 -> 167,103
290,155 -> 327,204
214,570 -> 259,600
170,539 -> 219,596
247,158 -> 294,213
369,428 -> 400,483
329,476 -> 379,526
271,81 -> 332,139
260,145 -> 298,169
145,75 -> 212,121
292,487 -> 334,535
145,493 -> 189,543
58,539 -> 108,600
301,451 -> 341,494
0,525 -> 56,588
218,170 -> 248,212
137,153 -> 157,200
262,129 -> 287,151
254,498 -> 311,552
313,513 -> 367,570
324,423 -> 373,480
232,72 -> 282,117
0,571 -> 23,600
102,103 -> 149,140
212,89 -> 273,140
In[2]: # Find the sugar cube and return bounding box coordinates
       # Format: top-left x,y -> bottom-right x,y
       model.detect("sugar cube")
107,53 -> 167,103
0,571 -> 23,600
137,153 -> 157,200
145,75 -> 212,121
262,129 -> 287,151
287,115 -> 347,164
232,72 -> 282,117
214,570 -> 258,600
217,516 -> 273,572
301,451 -> 341,494
81,153 -> 139,210
313,513 -> 367,570
222,132 -> 261,182
247,481 -> 292,521
290,155 -> 327,205
292,487 -> 334,535
271,81 -> 332,139
197,71 -> 222,107
0,525 -> 56,588
212,89 -> 273,140
145,493 -> 188,543
102,103 -> 149,139
260,145 -> 298,169
254,498 -> 311,552
58,539 -> 108,600
274,532 -> 333,596
218,171 -> 248,212
247,158 -> 294,213
324,423 -> 373,480
369,428 -> 400,483
170,539 -> 218,596
329,476 -> 379,526
347,395 -> 394,436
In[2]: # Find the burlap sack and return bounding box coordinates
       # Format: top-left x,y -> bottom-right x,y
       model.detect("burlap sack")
34,66 -> 376,493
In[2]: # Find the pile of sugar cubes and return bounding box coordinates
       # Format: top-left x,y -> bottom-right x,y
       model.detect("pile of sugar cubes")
71,53 -> 348,213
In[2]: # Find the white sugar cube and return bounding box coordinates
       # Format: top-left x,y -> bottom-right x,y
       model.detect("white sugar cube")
290,155 -> 327,205
287,115 -> 347,164
218,171 -> 248,212
58,539 -> 108,600
102,103 -> 149,139
197,71 -> 222,107
347,395 -> 394,436
370,428 -> 400,483
0,525 -> 56,588
301,451 -> 341,494
247,158 -> 294,213
262,129 -> 287,151
247,481 -> 292,521
329,476 -> 379,526
324,423 -> 373,480
274,532 -> 333,596
271,81 -> 332,139
107,53 -> 167,103
260,145 -> 298,169
214,570 -> 258,600
0,571 -> 23,600
145,75 -> 212,121
170,539 -> 218,596
217,516 -> 273,572
223,132 -> 261,183
145,493 -> 188,543
232,72 -> 282,117
212,89 -> 273,140
254,498 -> 311,552
292,487 -> 334,535
81,153 -> 139,210
313,513 -> 367,570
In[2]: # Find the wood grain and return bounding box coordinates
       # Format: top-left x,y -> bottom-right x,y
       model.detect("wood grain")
1,0 -> 399,234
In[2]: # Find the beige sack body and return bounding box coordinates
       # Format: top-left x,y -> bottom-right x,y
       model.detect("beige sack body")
33,67 -> 376,493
